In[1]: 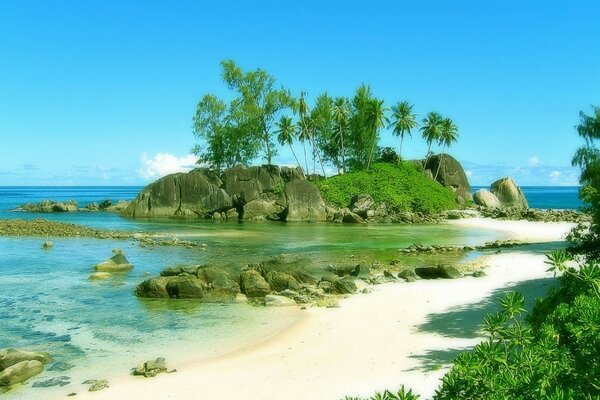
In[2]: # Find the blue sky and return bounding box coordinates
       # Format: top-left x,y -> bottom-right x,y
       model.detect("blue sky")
1,1 -> 599,186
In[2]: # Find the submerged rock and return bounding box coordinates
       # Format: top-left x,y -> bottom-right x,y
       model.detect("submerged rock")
32,376 -> 70,388
88,272 -> 112,280
83,379 -> 109,391
41,241 -> 54,249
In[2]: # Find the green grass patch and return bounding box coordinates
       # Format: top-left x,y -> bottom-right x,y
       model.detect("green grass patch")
316,162 -> 457,214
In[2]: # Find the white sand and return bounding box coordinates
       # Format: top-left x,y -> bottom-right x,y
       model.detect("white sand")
78,220 -> 573,400
447,217 -> 575,242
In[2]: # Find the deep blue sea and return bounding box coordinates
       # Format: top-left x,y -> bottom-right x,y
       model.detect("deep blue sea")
472,186 -> 583,210
0,185 -> 582,398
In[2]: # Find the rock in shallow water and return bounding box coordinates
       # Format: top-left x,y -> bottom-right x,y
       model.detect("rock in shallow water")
0,360 -> 44,386
0,348 -> 51,371
32,376 -> 70,388
94,248 -> 133,272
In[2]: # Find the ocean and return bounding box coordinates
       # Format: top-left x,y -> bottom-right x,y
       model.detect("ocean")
0,185 -> 582,398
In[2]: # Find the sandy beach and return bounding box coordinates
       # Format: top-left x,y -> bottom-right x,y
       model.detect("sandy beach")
68,219 -> 574,400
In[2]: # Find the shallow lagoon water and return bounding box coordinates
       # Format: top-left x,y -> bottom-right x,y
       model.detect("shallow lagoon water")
0,186 -> 568,398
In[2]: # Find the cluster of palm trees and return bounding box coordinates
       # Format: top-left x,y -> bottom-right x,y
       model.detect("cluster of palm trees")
276,89 -> 459,179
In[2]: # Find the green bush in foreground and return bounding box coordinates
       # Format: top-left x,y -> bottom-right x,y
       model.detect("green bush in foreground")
316,162 -> 457,214
433,250 -> 600,400
343,387 -> 420,400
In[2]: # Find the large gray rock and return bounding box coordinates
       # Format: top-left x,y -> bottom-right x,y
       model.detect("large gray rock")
165,275 -> 207,299
135,277 -> 170,298
0,348 -> 51,371
0,360 -> 44,386
284,180 -> 328,222
349,194 -> 375,218
423,154 -> 472,204
122,168 -> 231,218
415,265 -> 462,280
473,189 -> 501,208
240,270 -> 271,298
490,177 -> 528,209
242,198 -> 284,221
223,165 -> 283,204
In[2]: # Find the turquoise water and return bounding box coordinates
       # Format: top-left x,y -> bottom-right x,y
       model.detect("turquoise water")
0,186 -> 580,398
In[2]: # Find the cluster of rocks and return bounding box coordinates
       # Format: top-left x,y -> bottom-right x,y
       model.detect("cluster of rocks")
0,219 -> 130,239
17,199 -> 129,213
398,239 -> 526,254
122,165 -> 333,223
0,348 -> 51,389
474,177 -> 529,210
135,253 -> 480,306
480,207 -> 590,223
137,236 -> 208,249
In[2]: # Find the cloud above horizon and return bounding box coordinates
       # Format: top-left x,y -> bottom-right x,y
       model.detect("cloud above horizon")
137,153 -> 199,180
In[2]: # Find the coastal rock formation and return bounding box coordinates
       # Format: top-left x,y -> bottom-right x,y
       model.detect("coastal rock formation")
422,154 -> 472,204
94,248 -> 133,273
473,189 -> 501,208
136,265 -> 240,300
122,165 -> 328,222
490,177 -> 528,209
19,200 -> 78,213
415,265 -> 462,279
0,348 -> 51,387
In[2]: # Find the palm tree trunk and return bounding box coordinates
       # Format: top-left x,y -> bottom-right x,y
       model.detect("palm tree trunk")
399,135 -> 404,164
434,146 -> 446,181
340,127 -> 346,174
289,144 -> 302,170
422,143 -> 432,176
367,133 -> 376,170
316,148 -> 327,180
302,142 -> 309,175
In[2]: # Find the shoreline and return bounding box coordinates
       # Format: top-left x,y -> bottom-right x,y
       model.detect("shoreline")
70,219 -> 573,400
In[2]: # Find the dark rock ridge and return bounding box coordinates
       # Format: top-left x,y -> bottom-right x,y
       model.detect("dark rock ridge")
17,199 -> 129,213
122,165 -> 331,222
421,154 -> 472,205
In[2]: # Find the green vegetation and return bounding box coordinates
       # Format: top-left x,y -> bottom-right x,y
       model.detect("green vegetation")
343,387 -> 421,400
347,106 -> 600,399
192,60 -> 460,177
569,106 -> 600,261
316,162 -> 457,214
434,252 -> 600,400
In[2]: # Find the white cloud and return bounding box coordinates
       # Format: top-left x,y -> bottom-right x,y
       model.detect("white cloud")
528,156 -> 541,166
549,170 -> 561,182
137,153 -> 199,180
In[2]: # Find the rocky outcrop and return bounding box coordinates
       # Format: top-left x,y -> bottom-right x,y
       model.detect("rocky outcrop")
415,265 -> 462,279
422,154 -> 472,204
94,248 -> 133,273
19,200 -> 78,213
490,177 -> 528,209
284,179 -> 329,222
123,165 -> 328,222
136,265 -> 240,301
0,348 -> 51,388
473,189 -> 501,208
133,357 -> 173,378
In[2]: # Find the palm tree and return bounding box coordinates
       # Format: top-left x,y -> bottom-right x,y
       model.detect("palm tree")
332,97 -> 349,173
365,98 -> 388,170
296,91 -> 312,174
276,116 -> 302,170
420,111 -> 443,173
434,118 -> 459,180
388,101 -> 418,162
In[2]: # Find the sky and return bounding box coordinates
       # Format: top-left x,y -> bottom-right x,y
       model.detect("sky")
1,1 -> 599,186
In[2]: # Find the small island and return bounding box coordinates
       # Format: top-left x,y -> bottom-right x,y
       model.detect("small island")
1,5 -> 600,400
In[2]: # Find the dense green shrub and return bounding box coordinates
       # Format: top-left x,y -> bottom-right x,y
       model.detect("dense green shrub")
316,162 -> 457,214
433,251 -> 600,400
343,387 -> 420,400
